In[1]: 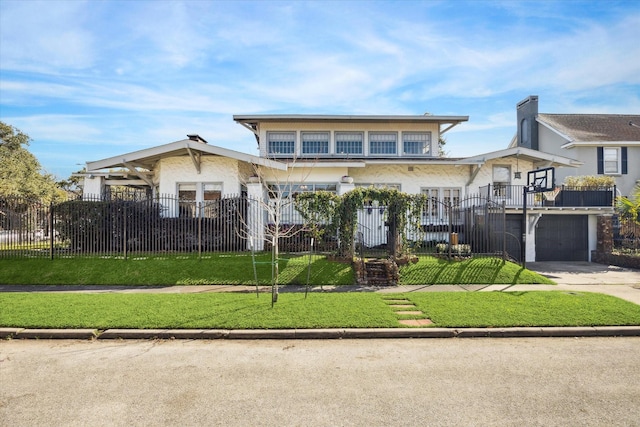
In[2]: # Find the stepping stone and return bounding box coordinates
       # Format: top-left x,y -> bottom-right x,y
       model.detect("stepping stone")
389,304 -> 416,309
384,299 -> 411,304
396,311 -> 424,315
399,319 -> 434,327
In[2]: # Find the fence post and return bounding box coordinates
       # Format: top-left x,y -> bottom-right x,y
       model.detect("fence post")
50,202 -> 55,260
123,203 -> 128,260
198,202 -> 202,260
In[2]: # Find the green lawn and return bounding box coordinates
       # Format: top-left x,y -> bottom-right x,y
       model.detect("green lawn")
0,253 -> 354,286
0,254 -> 552,286
398,256 -> 554,284
2,291 -> 639,329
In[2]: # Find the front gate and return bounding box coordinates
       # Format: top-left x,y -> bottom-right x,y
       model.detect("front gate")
355,195 -> 510,259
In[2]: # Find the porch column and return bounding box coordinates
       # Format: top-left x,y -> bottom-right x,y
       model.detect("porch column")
82,176 -> 104,200
337,180 -> 355,196
246,182 -> 265,251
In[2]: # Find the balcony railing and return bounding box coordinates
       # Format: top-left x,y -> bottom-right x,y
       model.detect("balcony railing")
479,185 -> 615,208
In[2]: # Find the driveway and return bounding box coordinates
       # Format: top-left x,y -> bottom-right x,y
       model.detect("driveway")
527,261 -> 640,286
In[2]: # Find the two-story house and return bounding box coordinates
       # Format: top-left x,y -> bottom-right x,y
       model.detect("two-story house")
511,95 -> 640,197
82,113 -> 611,262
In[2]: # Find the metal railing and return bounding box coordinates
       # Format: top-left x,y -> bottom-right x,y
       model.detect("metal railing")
479,184 -> 615,208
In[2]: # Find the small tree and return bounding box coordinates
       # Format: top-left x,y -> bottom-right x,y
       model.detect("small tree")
240,159 -> 314,305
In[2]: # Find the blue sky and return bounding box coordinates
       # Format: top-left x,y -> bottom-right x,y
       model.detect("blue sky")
1,0 -> 639,179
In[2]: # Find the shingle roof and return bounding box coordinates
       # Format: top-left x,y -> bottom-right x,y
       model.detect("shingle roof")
537,114 -> 640,142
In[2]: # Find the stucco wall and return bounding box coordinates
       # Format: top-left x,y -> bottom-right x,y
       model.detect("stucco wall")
157,156 -> 245,196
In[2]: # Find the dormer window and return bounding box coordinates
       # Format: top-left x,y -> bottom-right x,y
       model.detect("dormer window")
302,132 -> 329,155
335,132 -> 363,155
403,132 -> 432,155
369,132 -> 397,155
267,132 -> 295,155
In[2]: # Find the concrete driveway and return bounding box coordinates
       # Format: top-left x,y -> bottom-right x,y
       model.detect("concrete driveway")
527,262 -> 640,286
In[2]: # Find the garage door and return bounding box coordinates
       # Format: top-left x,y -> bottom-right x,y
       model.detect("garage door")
535,215 -> 588,261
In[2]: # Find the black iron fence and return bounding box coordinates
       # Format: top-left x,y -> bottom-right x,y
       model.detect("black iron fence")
0,194 -> 250,258
1,192 -> 514,260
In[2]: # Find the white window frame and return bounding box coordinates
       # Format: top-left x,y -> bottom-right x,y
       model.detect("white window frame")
402,132 -> 432,156
301,131 -> 329,155
177,182 -> 223,218
603,147 -> 621,175
420,187 -> 461,224
335,132 -> 363,155
492,165 -> 511,198
369,132 -> 398,156
267,131 -> 296,156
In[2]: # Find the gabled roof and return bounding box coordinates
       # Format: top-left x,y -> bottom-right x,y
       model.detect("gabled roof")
85,135 -> 287,172
464,146 -> 581,168
537,114 -> 640,143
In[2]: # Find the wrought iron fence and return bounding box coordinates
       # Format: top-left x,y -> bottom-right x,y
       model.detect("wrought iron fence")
355,194 -> 512,260
0,194 -> 251,259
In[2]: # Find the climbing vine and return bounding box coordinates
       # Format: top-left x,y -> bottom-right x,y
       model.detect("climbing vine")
295,187 -> 428,259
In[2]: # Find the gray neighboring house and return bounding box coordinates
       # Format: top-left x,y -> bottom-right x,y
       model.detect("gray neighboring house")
511,95 -> 640,197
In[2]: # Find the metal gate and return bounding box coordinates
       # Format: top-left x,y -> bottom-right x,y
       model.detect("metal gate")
355,195 -> 509,259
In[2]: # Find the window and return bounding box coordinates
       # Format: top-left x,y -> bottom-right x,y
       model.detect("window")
403,132 -> 431,155
369,132 -> 397,155
598,147 -> 627,175
267,183 -> 337,199
604,147 -> 620,174
267,132 -> 295,155
421,187 -> 461,223
492,165 -> 511,197
335,132 -> 363,155
177,182 -> 222,217
302,132 -> 329,155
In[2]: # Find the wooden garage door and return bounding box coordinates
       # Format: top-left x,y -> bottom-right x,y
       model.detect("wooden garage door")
535,215 -> 588,261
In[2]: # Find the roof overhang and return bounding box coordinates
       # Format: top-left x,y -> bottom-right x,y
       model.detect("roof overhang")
233,114 -> 469,141
464,146 -> 581,168
561,140 -> 640,149
85,138 -> 287,172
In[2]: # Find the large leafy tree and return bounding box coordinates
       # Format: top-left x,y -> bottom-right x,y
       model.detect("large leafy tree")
0,121 -> 64,202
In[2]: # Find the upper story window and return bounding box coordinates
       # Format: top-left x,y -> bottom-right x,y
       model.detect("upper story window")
403,132 -> 432,155
301,132 -> 329,155
369,132 -> 397,155
603,147 -> 620,174
335,132 -> 363,155
267,132 -> 295,155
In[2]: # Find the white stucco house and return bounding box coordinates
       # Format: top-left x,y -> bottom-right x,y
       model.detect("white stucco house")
81,113 -> 614,262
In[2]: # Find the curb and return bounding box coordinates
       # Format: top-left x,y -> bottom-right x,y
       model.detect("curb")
2,326 -> 640,340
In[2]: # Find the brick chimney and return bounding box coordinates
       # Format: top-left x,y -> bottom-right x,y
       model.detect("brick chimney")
516,96 -> 538,150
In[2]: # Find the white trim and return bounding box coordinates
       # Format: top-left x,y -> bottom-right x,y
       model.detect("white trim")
86,138 -> 287,172
561,140 -> 640,149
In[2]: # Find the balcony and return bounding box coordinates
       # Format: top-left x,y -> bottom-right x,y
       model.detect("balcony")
479,185 -> 616,209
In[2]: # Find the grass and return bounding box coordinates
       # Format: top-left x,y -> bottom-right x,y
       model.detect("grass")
1,291 -> 639,329
0,254 -> 553,286
0,253 -> 354,286
398,256 -> 555,285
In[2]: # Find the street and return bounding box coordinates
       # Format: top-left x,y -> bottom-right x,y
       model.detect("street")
1,338 -> 639,426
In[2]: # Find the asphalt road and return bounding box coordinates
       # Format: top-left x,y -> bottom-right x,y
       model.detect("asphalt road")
1,338 -> 639,426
